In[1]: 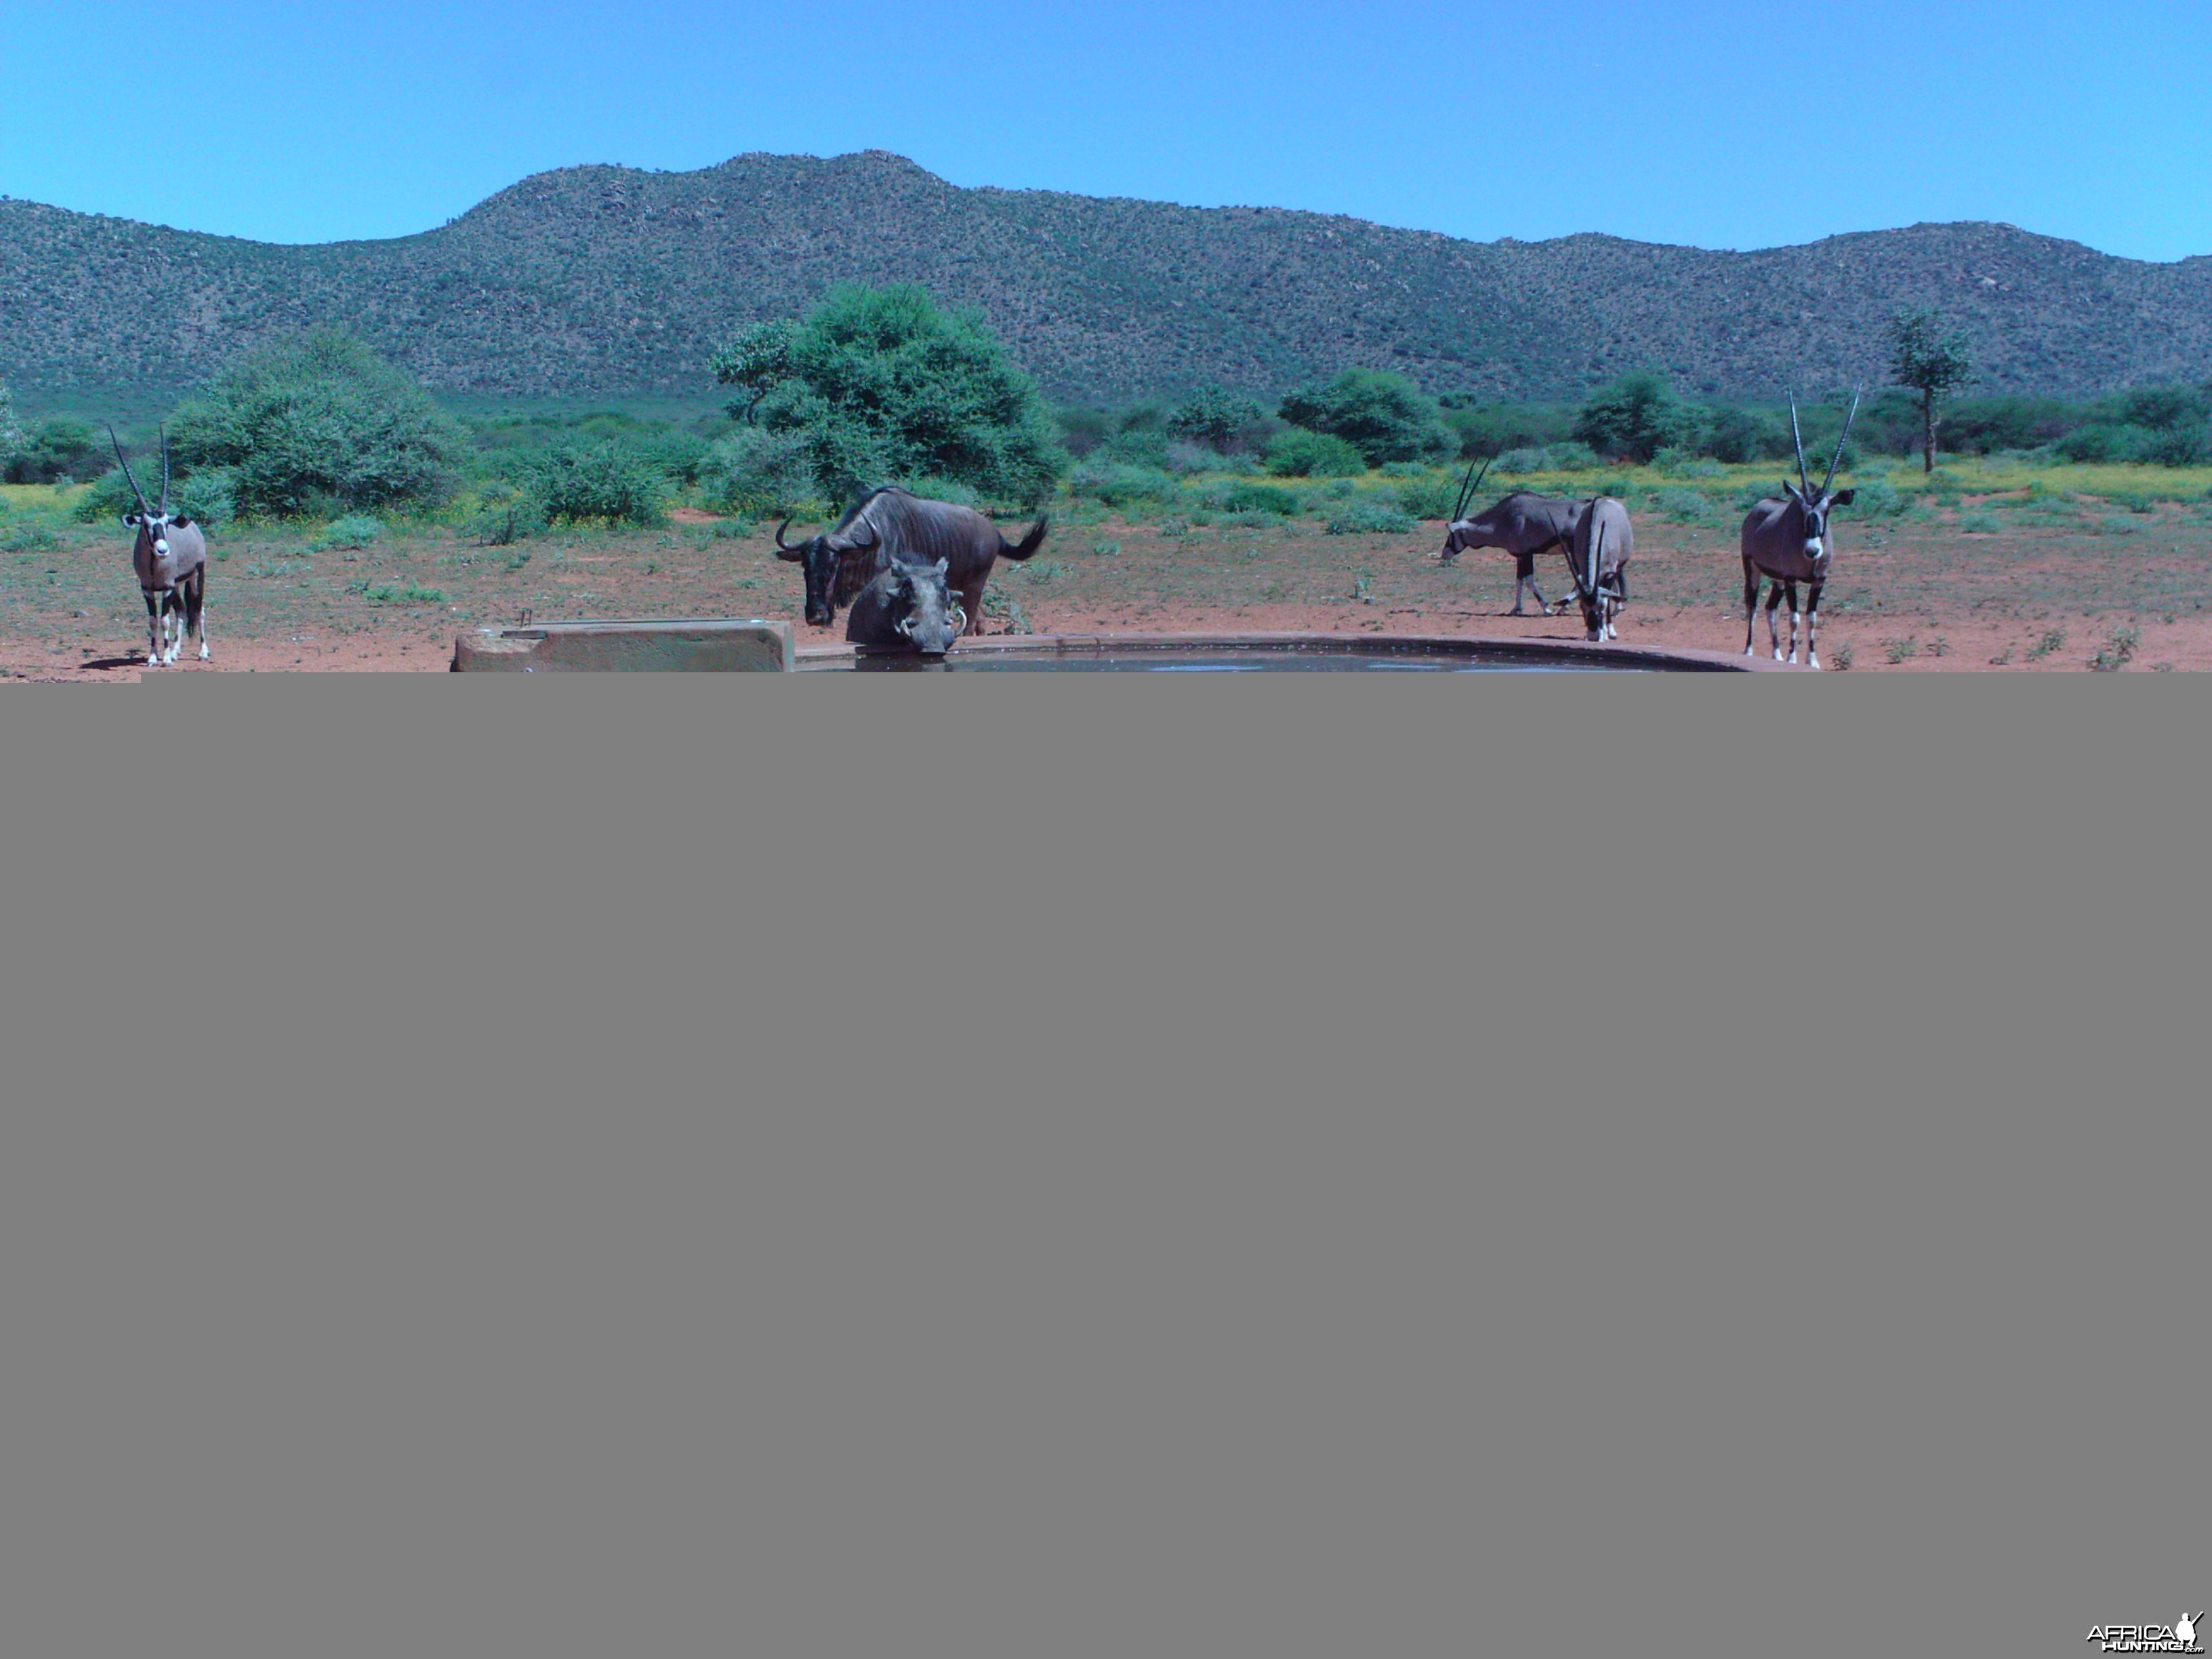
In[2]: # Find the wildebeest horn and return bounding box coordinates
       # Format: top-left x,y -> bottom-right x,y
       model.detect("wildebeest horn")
774,516 -> 795,550
107,424 -> 150,515
1820,388 -> 1863,498
159,424 -> 170,516
1790,397 -> 1811,498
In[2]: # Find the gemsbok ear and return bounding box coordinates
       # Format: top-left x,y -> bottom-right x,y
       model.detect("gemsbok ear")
171,515 -> 193,529
1829,489 -> 1856,508
123,512 -> 142,528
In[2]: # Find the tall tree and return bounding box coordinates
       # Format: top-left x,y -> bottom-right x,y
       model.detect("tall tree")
749,285 -> 1067,506
709,321 -> 794,425
1887,308 -> 1975,474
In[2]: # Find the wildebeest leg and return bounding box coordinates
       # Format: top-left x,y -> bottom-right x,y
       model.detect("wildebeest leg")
1803,577 -> 1824,670
1765,581 -> 1786,661
1743,563 -> 1762,657
1784,579 -> 1803,664
143,590 -> 163,665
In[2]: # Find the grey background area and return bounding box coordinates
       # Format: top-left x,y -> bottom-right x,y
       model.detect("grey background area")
3,674 -> 2207,1659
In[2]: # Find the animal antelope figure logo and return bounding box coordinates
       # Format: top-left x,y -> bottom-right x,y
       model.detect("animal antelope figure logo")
108,425 -> 209,666
1740,391 -> 1860,668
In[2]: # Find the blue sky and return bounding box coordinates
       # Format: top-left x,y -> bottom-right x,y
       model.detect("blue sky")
3,0 -> 2207,260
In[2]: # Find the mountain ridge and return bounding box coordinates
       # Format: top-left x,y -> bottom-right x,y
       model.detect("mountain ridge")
5,150 -> 2208,407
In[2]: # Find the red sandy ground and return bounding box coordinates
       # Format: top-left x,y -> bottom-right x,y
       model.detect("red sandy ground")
7,507 -> 2209,679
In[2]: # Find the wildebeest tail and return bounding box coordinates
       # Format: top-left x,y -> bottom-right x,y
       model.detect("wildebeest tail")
1002,515 -> 1050,561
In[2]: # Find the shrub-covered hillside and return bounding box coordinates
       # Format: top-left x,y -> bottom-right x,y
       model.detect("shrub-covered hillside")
5,152 -> 2211,408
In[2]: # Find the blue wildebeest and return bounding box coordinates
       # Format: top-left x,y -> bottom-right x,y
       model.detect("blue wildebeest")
845,556 -> 965,656
1741,392 -> 1861,668
1436,455 -> 1586,616
109,426 -> 209,666
1566,496 -> 1633,642
775,487 -> 1049,634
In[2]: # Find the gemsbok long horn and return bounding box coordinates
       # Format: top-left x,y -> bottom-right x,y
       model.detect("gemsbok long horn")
1450,454 -> 1483,523
1820,389 -> 1864,498
1790,397 -> 1811,497
159,425 -> 171,517
108,424 -> 150,514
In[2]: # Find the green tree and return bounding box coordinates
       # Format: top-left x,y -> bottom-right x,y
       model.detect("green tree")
753,284 -> 1067,506
167,330 -> 468,516
3,415 -> 104,485
1887,308 -> 1975,474
1572,371 -> 1704,464
1277,369 -> 1452,466
709,319 -> 794,425
1168,385 -> 1265,452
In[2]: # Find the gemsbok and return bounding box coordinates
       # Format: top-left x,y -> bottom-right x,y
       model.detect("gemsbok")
1436,453 -> 1586,616
1568,496 -> 1633,642
109,426 -> 209,666
1741,392 -> 1860,669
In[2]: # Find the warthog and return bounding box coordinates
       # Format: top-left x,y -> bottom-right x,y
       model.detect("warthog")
845,557 -> 966,656
1567,497 -> 1633,642
109,426 -> 209,666
777,487 -> 1049,633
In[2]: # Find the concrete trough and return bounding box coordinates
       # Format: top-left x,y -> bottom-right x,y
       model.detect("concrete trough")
452,618 -> 795,673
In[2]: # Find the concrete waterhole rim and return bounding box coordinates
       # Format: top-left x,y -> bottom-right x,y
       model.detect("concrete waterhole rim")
453,620 -> 1800,674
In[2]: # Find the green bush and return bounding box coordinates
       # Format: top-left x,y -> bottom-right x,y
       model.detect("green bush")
642,431 -> 712,487
1652,487 -> 1717,523
316,514 -> 385,550
464,484 -> 547,547
3,416 -> 105,485
1574,371 -> 1704,463
1163,438 -> 1225,475
1221,482 -> 1303,516
1851,474 -> 1908,518
1494,441 -> 1599,473
1702,405 -> 1790,464
531,442 -> 668,527
1264,428 -> 1367,478
1168,385 -> 1266,451
1394,473 -> 1462,520
1323,497 -> 1416,535
701,426 -> 819,516
755,283 -> 1067,505
168,330 -> 467,516
905,476 -> 985,508
1278,369 -> 1453,465
1069,459 -> 1179,509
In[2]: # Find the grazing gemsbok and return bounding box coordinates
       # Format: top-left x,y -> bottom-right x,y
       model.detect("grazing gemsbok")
845,556 -> 965,655
775,487 -> 1049,634
1567,496 -> 1633,642
110,426 -> 209,666
1437,454 -> 1586,616
1742,393 -> 1861,669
